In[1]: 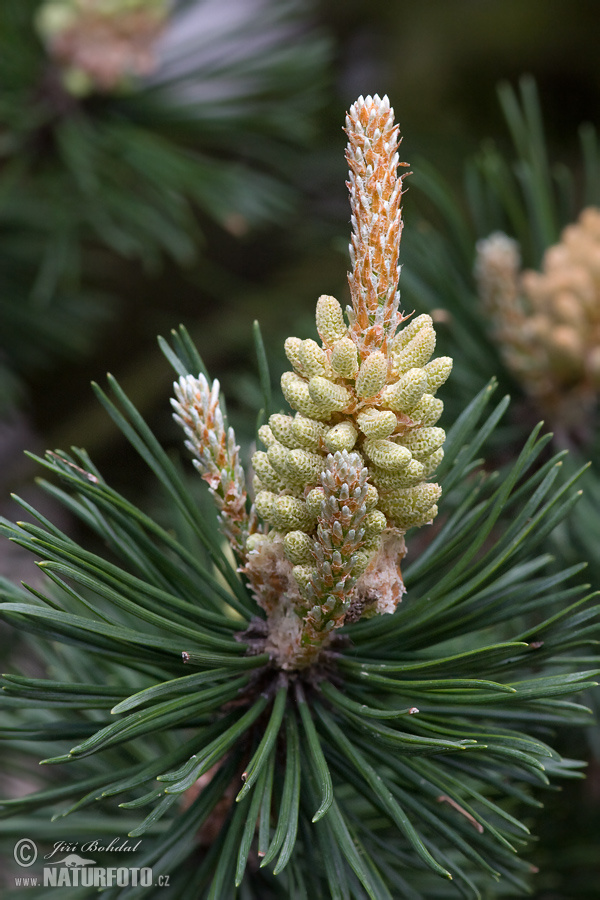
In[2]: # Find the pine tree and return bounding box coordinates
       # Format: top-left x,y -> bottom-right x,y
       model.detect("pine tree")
0,92 -> 598,899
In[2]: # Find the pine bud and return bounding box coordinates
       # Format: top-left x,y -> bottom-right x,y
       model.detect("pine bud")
292,564 -> 316,598
356,408 -> 397,439
281,372 -> 332,420
257,424 -> 276,447
351,551 -> 371,576
253,476 -> 267,493
401,426 -> 446,459
284,337 -> 305,373
299,339 -> 332,377
409,394 -> 444,426
271,496 -> 315,532
331,337 -> 359,377
284,531 -> 315,565
251,451 -> 284,491
391,314 -> 433,354
378,482 -> 442,528
308,376 -> 352,412
363,438 -> 412,471
267,441 -> 294,479
306,487 -> 325,517
288,448 -> 325,483
315,295 -> 348,345
364,483 -> 379,509
324,422 -> 358,452
292,415 -> 327,450
370,458 -> 426,490
422,357 -> 453,393
362,509 -> 387,539
355,351 -> 387,398
268,414 -> 296,448
255,490 -> 277,520
391,324 -> 436,373
422,447 -> 444,477
245,533 -> 268,554
380,368 -> 428,412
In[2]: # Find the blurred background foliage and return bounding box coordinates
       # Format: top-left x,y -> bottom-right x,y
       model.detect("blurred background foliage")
4,0 -> 600,470
2,0 -> 600,896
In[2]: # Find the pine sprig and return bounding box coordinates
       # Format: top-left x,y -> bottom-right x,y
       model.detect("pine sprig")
0,329 -> 597,898
1,82 -> 599,896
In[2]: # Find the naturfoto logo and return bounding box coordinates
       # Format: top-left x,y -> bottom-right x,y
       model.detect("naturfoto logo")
42,865 -> 153,889
13,838 -> 167,890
